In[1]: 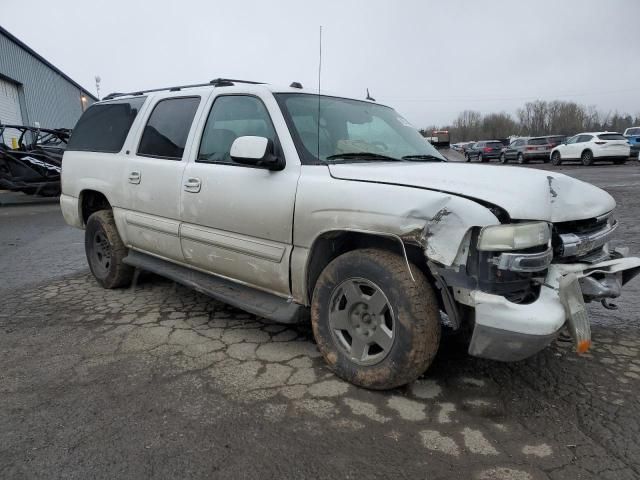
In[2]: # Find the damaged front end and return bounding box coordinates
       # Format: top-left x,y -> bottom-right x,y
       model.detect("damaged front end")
424,209 -> 640,362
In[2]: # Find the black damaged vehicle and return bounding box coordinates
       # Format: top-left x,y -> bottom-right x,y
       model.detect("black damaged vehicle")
0,124 -> 70,196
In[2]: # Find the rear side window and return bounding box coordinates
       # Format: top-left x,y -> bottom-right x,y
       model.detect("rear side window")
577,135 -> 593,143
598,133 -> 626,141
528,138 -> 548,145
67,97 -> 146,153
138,97 -> 200,160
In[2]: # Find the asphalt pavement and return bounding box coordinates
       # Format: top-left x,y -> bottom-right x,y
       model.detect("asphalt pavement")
1,162 -> 639,479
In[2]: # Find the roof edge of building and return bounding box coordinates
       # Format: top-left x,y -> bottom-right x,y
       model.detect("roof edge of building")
0,23 -> 98,101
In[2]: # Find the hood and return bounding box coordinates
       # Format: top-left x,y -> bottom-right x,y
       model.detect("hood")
328,162 -> 615,222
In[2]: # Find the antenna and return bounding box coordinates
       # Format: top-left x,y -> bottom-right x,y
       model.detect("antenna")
317,25 -> 322,160
95,75 -> 101,100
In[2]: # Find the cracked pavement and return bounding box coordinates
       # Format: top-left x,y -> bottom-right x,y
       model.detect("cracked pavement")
1,163 -> 640,479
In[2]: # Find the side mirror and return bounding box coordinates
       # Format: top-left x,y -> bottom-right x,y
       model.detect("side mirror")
230,136 -> 284,171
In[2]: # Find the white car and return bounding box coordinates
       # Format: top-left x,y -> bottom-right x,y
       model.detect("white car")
550,132 -> 630,166
59,79 -> 640,389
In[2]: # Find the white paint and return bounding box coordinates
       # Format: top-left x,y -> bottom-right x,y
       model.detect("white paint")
329,161 -> 615,223
419,430 -> 460,456
462,428 -> 499,455
437,403 -> 456,424
387,396 -> 427,421
522,443 -> 553,458
411,380 -> 442,399
343,398 -> 390,423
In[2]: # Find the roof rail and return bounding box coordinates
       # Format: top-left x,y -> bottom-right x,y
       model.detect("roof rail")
102,78 -> 264,101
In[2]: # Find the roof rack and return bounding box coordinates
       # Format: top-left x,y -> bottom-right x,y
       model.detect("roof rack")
103,78 -> 264,101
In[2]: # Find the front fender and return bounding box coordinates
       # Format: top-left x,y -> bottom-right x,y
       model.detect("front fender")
291,169 -> 501,300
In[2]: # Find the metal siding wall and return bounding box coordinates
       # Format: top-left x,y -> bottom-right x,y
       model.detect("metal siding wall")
0,33 -> 94,129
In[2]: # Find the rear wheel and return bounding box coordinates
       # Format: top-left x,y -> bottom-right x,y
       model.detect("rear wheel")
478,153 -> 485,163
85,210 -> 134,289
499,153 -> 508,164
517,153 -> 526,164
311,249 -> 441,390
551,151 -> 562,166
581,150 -> 594,166
465,153 -> 470,162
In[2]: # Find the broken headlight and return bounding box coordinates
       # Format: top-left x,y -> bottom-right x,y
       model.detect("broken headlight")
477,222 -> 551,251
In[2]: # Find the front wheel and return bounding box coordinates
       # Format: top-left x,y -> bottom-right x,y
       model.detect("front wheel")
517,153 -> 526,164
311,249 -> 441,390
551,151 -> 562,166
499,153 -> 508,164
85,210 -> 134,289
581,150 -> 594,166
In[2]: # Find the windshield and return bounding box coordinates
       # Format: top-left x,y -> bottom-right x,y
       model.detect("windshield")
625,128 -> 640,136
275,93 -> 446,164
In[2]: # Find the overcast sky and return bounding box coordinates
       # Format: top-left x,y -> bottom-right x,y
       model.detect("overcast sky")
3,0 -> 639,126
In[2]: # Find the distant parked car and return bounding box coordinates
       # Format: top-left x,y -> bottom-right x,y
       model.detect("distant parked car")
499,137 -> 552,164
464,140 -> 504,162
623,127 -> 640,158
550,132 -> 630,166
544,135 -> 567,148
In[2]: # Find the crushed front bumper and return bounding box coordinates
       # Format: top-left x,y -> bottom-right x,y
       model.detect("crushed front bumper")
467,254 -> 640,361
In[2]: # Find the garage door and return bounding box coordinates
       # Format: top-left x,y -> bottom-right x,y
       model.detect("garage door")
0,77 -> 23,124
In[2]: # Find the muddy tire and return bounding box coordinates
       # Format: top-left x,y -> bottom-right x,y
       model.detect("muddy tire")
311,248 -> 441,390
85,210 -> 133,289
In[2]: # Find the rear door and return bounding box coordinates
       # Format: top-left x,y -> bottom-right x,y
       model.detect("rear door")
575,134 -> 594,158
179,92 -> 300,296
506,139 -> 521,159
119,94 -> 202,262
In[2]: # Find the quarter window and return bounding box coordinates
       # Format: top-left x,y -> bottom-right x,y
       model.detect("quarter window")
67,97 -> 146,153
137,97 -> 200,160
197,95 -> 277,164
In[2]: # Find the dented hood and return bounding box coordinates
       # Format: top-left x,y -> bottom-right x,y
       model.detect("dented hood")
328,162 -> 615,222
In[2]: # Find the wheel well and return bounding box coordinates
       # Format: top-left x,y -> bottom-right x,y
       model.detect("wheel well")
581,149 -> 593,157
80,190 -> 111,224
305,231 -> 431,303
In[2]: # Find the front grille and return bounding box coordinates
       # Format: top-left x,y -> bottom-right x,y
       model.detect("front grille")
552,214 -> 613,263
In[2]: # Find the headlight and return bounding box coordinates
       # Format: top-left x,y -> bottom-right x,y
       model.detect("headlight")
477,222 -> 551,251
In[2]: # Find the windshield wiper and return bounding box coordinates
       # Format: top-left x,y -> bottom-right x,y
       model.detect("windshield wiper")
325,152 -> 403,162
401,154 -> 446,162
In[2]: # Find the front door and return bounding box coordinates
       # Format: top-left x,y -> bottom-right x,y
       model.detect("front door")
121,95 -> 201,262
180,93 -> 300,297
562,135 -> 580,159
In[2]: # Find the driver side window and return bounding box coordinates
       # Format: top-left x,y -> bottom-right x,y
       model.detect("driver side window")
197,95 -> 277,164
566,136 -> 578,144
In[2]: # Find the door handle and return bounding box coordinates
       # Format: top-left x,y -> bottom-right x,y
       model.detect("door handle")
128,171 -> 141,184
183,177 -> 201,193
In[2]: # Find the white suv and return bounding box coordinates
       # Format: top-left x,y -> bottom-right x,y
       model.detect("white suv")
550,132 -> 630,166
60,78 -> 640,389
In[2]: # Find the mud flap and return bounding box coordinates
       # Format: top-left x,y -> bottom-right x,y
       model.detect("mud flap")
558,273 -> 591,353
